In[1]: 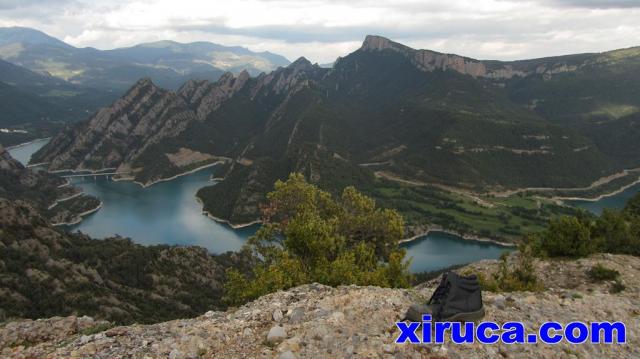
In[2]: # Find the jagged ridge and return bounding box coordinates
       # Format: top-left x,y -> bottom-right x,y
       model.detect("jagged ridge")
32,35 -> 640,232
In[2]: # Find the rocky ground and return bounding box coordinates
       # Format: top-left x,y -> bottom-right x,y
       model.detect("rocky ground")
1,253 -> 638,358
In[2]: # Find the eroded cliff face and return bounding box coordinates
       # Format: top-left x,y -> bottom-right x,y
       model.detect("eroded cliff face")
32,57 -> 325,182
179,70 -> 251,121
31,78 -> 198,173
31,35 -> 640,228
3,253 -> 638,358
360,35 -> 577,79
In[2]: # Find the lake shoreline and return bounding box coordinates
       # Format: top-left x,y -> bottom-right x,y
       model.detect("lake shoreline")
401,227 -> 517,247
554,177 -> 640,202
194,196 -> 262,229
47,191 -> 83,210
5,137 -> 51,151
487,168 -> 640,199
51,201 -> 103,227
129,161 -> 224,188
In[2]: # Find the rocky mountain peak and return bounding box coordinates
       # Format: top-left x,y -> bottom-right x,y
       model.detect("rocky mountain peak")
217,71 -> 235,84
119,77 -> 163,103
289,56 -> 313,70
234,69 -> 251,91
131,77 -> 156,90
361,35 -> 404,52
359,35 -> 530,79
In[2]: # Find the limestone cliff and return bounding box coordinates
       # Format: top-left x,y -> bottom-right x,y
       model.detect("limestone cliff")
360,35 -> 576,79
31,35 -> 640,231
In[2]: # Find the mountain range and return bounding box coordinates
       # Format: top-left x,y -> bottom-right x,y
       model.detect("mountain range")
32,35 -> 640,239
0,26 -> 291,145
0,27 -> 290,91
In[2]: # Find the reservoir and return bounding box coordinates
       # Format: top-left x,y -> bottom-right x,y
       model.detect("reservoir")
569,183 -> 640,215
10,139 -> 513,273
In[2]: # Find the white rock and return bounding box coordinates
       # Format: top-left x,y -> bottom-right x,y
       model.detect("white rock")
289,308 -> 305,323
79,335 -> 92,344
278,350 -> 296,359
273,309 -> 284,322
204,311 -> 214,317
267,326 -> 287,344
168,349 -> 184,359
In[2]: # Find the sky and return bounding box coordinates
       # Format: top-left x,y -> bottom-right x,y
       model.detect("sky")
1,0 -> 639,64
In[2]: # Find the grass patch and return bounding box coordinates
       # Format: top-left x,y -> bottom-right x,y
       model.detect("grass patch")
587,264 -> 620,281
470,246 -> 542,293
372,184 -> 576,242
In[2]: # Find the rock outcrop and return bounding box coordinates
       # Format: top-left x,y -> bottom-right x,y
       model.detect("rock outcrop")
3,253 -> 638,358
361,35 -> 492,78
0,144 -> 100,225
31,78 -> 199,175
178,70 -> 251,121
360,35 -> 572,79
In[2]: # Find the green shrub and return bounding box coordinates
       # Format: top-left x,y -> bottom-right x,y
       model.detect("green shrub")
530,194 -> 640,259
223,173 -> 412,306
533,216 -> 595,258
592,209 -> 640,256
475,245 -> 542,292
624,193 -> 640,217
587,264 -> 620,281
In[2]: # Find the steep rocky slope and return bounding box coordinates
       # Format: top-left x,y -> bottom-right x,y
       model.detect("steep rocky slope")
33,35 -> 640,229
3,253 -> 638,358
0,144 -> 100,225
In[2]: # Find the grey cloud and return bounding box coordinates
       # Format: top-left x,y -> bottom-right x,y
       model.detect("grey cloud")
0,0 -> 72,9
171,14 -> 602,46
542,0 -> 640,8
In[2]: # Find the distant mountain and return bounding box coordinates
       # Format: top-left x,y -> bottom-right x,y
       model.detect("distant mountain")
0,58 -> 73,92
0,26 -> 72,48
0,27 -> 290,91
106,40 -> 290,74
33,35 -> 640,238
0,59 -> 118,145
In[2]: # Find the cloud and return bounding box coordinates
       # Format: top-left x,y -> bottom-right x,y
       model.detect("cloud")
0,0 -> 639,64
541,0 -> 640,8
0,0 -> 75,10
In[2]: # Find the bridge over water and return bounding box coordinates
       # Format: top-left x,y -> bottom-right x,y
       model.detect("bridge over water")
59,172 -> 131,179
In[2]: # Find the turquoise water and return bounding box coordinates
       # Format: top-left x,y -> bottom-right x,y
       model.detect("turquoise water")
8,139 -> 511,272
569,183 -> 640,215
67,171 -> 260,252
400,232 -> 509,272
6,138 -> 50,165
